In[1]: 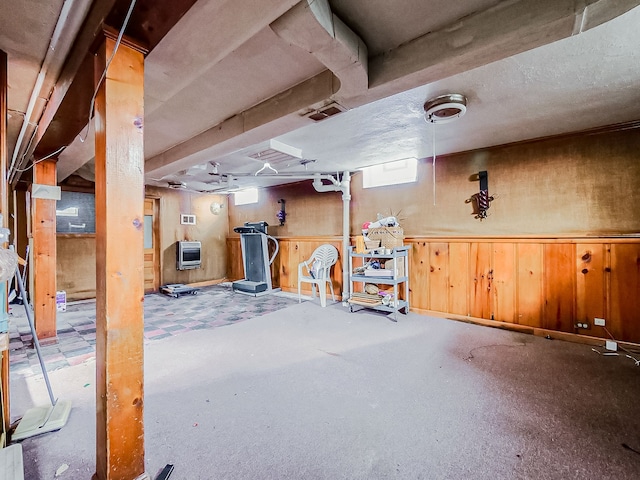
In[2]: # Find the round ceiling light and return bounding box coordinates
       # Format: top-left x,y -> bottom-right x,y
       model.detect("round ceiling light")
423,93 -> 467,124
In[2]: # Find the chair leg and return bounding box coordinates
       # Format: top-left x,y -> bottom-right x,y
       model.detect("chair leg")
328,280 -> 335,302
298,281 -> 301,303
319,282 -> 326,307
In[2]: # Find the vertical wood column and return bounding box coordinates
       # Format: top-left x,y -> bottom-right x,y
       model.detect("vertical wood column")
93,33 -> 148,480
32,159 -> 58,339
1,48 -> 10,437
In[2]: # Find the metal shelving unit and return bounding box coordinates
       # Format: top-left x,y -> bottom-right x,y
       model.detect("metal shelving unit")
347,245 -> 410,321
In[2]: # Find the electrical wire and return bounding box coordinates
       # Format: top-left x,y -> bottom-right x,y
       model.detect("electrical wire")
10,0 -> 137,179
601,326 -> 640,365
432,123 -> 436,205
14,146 -> 67,173
79,0 -> 137,143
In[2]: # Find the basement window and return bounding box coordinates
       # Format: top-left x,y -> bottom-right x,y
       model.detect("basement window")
234,188 -> 259,206
362,158 -> 418,189
56,191 -> 95,234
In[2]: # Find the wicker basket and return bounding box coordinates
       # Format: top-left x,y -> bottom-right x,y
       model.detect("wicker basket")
364,240 -> 380,250
367,227 -> 404,248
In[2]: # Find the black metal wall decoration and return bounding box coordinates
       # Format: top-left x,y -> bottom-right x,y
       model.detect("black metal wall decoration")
467,170 -> 494,220
276,199 -> 286,226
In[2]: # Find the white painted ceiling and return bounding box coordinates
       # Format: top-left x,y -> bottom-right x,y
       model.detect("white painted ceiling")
2,0 -> 640,193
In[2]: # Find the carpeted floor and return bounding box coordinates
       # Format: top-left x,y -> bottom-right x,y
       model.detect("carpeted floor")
8,283 -> 298,376
8,293 -> 640,479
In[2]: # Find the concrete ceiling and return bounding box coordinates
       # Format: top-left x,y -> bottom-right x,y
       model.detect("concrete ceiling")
2,0 -> 640,193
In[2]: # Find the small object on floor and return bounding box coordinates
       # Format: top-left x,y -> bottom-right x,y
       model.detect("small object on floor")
156,464 -> 174,480
55,463 -> 69,477
160,284 -> 199,298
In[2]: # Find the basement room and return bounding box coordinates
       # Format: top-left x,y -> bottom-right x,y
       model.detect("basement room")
1,1 -> 639,479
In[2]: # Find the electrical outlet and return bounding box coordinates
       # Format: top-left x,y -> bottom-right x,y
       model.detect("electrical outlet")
594,317 -> 606,327
575,322 -> 589,329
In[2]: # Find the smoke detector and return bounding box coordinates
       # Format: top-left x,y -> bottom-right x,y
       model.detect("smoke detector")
423,94 -> 467,124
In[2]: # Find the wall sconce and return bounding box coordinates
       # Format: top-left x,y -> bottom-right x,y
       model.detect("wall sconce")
466,170 -> 494,220
276,199 -> 286,226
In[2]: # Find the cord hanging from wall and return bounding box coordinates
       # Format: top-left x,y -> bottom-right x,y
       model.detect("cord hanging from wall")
423,93 -> 468,205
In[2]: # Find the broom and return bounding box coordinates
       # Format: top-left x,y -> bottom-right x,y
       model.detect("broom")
11,263 -> 71,441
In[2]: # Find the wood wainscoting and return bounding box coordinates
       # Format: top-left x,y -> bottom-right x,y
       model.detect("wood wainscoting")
228,235 -> 640,344
406,237 -> 640,344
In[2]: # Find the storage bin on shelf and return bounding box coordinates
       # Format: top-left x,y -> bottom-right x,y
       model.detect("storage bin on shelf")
367,227 -> 404,249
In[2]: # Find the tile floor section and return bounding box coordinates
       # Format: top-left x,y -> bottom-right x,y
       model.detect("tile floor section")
8,284 -> 298,377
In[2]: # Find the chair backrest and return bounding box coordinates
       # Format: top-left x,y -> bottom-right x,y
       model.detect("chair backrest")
310,244 -> 339,278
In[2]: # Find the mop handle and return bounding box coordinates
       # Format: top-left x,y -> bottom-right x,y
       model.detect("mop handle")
15,266 -> 57,407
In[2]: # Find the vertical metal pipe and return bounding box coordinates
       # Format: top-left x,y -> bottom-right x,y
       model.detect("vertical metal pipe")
341,171 -> 351,302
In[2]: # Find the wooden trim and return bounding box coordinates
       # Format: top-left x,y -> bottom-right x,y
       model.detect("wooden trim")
413,308 -> 640,349
57,233 -> 96,238
403,235 -> 640,243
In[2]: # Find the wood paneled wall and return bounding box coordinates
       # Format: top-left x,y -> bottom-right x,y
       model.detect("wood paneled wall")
228,235 -> 640,343
405,237 -> 640,343
146,186 -> 229,285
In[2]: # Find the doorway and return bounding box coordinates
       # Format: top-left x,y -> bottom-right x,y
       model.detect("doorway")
144,197 -> 160,293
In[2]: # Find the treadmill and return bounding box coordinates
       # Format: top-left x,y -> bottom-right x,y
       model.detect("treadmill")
232,221 -> 280,296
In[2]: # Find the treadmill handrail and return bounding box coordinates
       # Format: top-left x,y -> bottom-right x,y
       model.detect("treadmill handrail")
266,235 -> 279,265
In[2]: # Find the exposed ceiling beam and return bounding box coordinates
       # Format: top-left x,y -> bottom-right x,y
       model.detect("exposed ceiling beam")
12,0 -> 198,183
145,69 -> 337,179
359,0 -> 640,106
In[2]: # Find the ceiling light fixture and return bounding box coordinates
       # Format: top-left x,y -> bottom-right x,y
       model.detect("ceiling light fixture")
423,93 -> 468,205
423,93 -> 467,124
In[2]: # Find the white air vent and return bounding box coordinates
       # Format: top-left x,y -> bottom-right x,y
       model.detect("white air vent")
306,101 -> 347,122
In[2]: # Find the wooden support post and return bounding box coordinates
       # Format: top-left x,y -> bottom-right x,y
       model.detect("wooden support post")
93,32 -> 148,480
32,159 -> 58,340
1,48 -> 10,438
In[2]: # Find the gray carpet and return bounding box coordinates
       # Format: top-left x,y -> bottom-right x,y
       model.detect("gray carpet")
10,301 -> 640,479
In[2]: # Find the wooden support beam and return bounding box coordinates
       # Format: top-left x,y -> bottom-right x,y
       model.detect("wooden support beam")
32,159 -> 58,340
1,49 -> 10,437
93,33 -> 148,480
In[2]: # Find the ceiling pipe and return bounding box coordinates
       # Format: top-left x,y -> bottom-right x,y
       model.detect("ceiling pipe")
313,171 -> 351,302
8,0 -> 92,180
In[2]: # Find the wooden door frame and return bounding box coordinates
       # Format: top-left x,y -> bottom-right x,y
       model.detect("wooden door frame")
145,196 -> 161,292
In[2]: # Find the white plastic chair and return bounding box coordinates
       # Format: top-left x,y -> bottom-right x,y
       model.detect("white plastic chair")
297,244 -> 339,307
